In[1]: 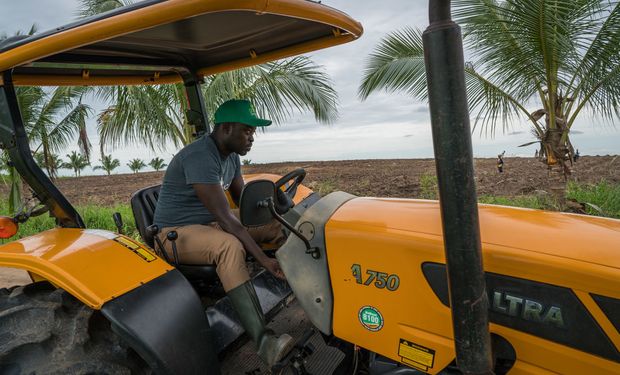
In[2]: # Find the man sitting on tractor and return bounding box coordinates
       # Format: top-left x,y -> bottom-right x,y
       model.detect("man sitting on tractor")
153,99 -> 293,366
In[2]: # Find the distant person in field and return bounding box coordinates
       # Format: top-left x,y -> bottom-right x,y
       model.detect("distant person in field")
497,151 -> 505,173
574,149 -> 580,162
153,99 -> 293,366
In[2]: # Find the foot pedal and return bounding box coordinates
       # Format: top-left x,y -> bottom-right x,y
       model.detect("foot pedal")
272,329 -> 316,375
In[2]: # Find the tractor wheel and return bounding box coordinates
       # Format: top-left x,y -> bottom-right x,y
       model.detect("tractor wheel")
0,282 -> 150,374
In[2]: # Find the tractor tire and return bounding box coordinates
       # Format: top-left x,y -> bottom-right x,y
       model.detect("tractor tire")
0,282 -> 150,375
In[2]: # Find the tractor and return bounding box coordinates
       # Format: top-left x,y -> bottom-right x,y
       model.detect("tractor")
0,1 -> 618,374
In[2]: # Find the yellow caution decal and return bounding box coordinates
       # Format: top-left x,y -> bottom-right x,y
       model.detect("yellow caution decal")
114,236 -> 157,263
398,339 -> 435,372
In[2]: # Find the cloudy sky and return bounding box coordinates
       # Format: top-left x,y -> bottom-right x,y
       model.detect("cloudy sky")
2,0 -> 619,175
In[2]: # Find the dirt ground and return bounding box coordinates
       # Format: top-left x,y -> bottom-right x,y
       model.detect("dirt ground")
26,155 -> 618,206
1,155 -> 618,288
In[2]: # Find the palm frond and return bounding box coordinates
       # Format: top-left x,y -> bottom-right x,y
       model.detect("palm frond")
250,57 -> 339,124
44,103 -> 93,157
358,27 -> 426,101
203,57 -> 339,125
464,63 -> 542,136
97,84 -> 185,151
566,2 -> 620,116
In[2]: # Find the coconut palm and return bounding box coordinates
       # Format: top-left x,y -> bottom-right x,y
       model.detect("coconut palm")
19,86 -> 92,176
94,154 -> 121,175
359,0 -> 620,177
62,151 -> 90,177
33,152 -> 64,179
149,157 -> 167,171
79,0 -> 338,153
2,26 -> 92,209
96,56 -> 338,152
127,158 -> 146,174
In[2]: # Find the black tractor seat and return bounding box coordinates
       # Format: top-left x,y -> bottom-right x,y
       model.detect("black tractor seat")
131,184 -> 218,283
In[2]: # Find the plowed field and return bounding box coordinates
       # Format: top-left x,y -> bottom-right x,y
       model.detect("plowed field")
1,156 -> 618,287
43,156 -> 619,206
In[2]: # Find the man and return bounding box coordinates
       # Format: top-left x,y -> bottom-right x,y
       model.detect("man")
153,99 -> 293,366
497,150 -> 505,173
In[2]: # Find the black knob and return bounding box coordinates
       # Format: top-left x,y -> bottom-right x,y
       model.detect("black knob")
146,224 -> 159,236
167,231 -> 178,241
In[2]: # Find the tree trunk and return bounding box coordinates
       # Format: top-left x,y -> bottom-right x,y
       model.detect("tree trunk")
541,111 -> 573,180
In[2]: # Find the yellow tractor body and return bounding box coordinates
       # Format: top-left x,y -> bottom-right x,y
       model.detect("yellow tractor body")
325,198 -> 620,374
1,1 -> 619,374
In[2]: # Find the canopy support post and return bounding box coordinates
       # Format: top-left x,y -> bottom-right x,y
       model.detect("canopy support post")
181,71 -> 210,139
423,1 -> 494,374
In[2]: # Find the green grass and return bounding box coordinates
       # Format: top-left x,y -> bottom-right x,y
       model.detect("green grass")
0,203 -> 140,244
309,179 -> 337,196
0,180 -> 617,245
566,180 -> 620,219
419,172 -> 438,200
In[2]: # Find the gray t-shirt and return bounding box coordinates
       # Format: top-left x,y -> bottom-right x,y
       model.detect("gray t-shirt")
153,135 -> 241,228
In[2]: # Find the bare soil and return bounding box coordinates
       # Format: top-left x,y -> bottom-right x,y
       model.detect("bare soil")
39,155 -> 620,206
1,156 -> 618,288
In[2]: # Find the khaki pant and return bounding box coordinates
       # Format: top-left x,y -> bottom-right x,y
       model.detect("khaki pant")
157,210 -> 284,291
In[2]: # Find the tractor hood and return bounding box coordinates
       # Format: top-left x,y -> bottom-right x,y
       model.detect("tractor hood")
327,197 -> 620,271
326,198 -> 620,287
0,0 -> 362,86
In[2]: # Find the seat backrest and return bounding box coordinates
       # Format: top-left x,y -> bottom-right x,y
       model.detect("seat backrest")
130,184 -> 161,248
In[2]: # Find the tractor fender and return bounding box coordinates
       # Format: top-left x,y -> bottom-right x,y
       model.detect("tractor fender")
0,228 -> 219,374
0,228 -> 172,308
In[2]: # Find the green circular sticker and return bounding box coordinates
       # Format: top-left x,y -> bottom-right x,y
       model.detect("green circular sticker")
358,305 -> 384,332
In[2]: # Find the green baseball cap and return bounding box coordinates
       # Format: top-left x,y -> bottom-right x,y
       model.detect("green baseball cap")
214,99 -> 272,127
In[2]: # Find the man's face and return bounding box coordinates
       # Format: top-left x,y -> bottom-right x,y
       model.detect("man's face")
224,123 -> 255,156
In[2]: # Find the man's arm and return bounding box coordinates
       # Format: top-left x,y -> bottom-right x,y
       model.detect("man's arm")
228,175 -> 244,206
192,183 -> 285,279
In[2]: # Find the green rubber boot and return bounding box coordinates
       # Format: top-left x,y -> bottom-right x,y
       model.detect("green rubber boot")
227,281 -> 294,366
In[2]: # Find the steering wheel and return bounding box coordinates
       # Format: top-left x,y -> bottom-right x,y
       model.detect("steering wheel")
273,168 -> 306,214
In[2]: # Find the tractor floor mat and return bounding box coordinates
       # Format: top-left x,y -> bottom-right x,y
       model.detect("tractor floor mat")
220,298 -> 345,375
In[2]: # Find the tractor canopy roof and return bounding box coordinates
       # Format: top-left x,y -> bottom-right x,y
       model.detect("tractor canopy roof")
0,0 -> 362,86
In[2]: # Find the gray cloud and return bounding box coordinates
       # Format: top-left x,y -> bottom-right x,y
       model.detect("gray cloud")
0,1 -> 77,35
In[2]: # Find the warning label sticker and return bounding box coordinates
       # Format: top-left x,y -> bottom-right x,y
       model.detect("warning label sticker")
398,339 -> 435,372
114,236 -> 157,262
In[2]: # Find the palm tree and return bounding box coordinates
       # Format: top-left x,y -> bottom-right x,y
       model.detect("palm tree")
62,151 -> 90,177
33,152 -> 64,179
79,0 -> 339,153
149,157 -> 167,171
359,0 -> 620,177
127,158 -> 146,174
2,26 -> 92,209
96,57 -> 338,151
23,86 -> 92,174
94,154 -> 121,175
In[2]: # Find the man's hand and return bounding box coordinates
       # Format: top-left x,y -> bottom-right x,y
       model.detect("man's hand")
261,258 -> 286,280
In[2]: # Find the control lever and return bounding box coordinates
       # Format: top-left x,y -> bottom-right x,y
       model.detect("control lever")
167,230 -> 180,265
112,212 -> 123,234
260,197 -> 320,259
146,224 -> 171,262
